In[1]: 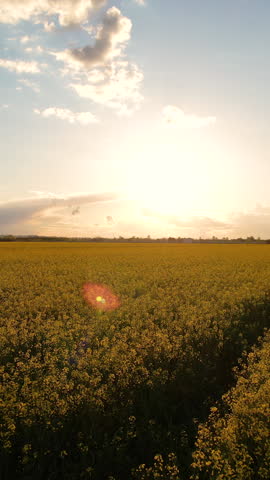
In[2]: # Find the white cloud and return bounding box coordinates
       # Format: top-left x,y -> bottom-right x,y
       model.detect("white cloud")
0,58 -> 41,73
56,7 -> 132,68
24,45 -> 43,54
134,0 -> 146,5
0,3 -> 143,117
43,20 -> 56,32
19,78 -> 40,92
71,60 -> 143,114
0,0 -> 107,27
20,35 -> 31,44
54,7 -> 143,114
34,107 -> 98,124
163,105 -> 216,129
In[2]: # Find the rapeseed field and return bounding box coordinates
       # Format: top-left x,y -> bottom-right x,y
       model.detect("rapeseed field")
0,243 -> 269,479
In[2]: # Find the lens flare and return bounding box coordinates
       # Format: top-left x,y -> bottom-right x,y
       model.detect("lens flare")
96,295 -> 105,304
83,283 -> 120,311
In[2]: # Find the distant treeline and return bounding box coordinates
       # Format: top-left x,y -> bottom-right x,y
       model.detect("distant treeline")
1,234 -> 270,244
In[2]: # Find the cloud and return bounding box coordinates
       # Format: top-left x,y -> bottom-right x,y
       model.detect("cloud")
2,4 -> 143,116
70,60 -> 143,114
19,78 -> 40,92
0,192 -> 118,226
142,205 -> 270,238
163,105 -> 216,129
134,0 -> 146,5
34,107 -> 98,124
66,7 -> 132,67
54,7 -> 143,114
20,35 -> 31,44
229,204 -> 270,238
142,209 -> 231,233
106,215 -> 114,224
72,206 -> 80,215
169,216 -> 231,230
24,45 -> 43,55
0,0 -> 107,27
0,58 -> 41,73
43,20 -> 56,32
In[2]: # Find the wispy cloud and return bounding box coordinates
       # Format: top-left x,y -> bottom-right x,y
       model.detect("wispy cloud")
142,208 -> 230,232
106,215 -> 114,224
34,107 -> 98,125
72,206 -> 80,216
0,1 -> 143,27
0,58 -> 41,73
24,45 -> 43,55
142,205 -> 270,238
70,60 -> 143,115
163,105 -> 216,129
20,35 -> 31,44
170,216 -> 231,230
19,78 -> 40,92
0,192 -> 118,226
230,204 -> 270,238
134,0 -> 146,5
0,0 -> 107,27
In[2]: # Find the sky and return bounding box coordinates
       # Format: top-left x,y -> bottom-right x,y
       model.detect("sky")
0,0 -> 270,239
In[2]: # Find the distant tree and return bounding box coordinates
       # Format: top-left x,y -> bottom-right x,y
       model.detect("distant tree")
4,235 -> 16,242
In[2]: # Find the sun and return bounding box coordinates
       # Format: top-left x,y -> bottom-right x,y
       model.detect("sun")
127,143 -> 203,215
125,127 -> 228,218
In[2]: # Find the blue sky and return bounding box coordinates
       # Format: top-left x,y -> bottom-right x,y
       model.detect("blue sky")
1,0 -> 270,238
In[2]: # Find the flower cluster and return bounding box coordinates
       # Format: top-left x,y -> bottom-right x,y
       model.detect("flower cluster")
0,242 -> 269,479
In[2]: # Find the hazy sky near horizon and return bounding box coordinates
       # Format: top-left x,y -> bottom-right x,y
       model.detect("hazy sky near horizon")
1,0 -> 270,238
